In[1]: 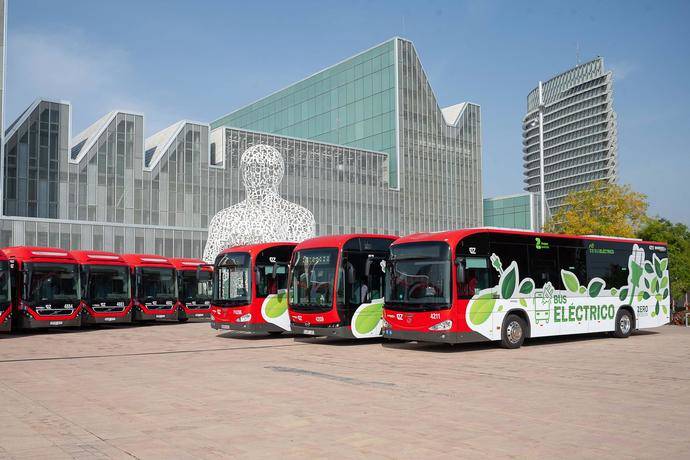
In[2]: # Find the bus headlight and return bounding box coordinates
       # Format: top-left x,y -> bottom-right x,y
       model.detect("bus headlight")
236,313 -> 252,323
429,320 -> 452,331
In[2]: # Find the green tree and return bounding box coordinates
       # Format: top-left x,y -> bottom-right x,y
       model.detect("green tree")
637,218 -> 690,301
544,181 -> 648,237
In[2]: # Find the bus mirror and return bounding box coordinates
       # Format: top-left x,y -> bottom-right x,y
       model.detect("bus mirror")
456,258 -> 466,284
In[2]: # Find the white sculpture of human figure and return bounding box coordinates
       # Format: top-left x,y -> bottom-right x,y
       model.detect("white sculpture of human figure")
203,144 -> 316,263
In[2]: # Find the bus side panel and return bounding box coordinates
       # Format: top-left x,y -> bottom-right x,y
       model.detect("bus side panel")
464,241 -> 670,341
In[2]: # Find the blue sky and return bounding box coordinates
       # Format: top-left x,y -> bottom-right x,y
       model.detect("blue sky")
5,0 -> 690,224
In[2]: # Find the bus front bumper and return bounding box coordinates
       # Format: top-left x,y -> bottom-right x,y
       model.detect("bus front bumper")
382,327 -> 490,344
83,310 -> 132,325
133,309 -> 178,321
291,324 -> 356,339
211,321 -> 284,333
15,312 -> 82,329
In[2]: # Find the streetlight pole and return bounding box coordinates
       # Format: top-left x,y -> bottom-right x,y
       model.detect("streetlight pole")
537,81 -> 546,229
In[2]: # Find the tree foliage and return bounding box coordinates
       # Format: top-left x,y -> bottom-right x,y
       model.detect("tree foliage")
637,218 -> 690,301
544,181 -> 648,238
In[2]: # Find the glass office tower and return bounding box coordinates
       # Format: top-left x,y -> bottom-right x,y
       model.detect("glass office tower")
483,193 -> 541,231
522,57 -> 617,212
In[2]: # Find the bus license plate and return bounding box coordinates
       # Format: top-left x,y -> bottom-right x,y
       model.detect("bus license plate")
155,314 -> 165,319
194,314 -> 204,317
221,324 -> 230,330
104,317 -> 116,322
49,321 -> 63,326
303,329 -> 315,335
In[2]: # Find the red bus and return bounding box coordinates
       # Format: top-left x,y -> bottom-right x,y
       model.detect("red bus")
71,250 -> 132,325
3,246 -> 82,330
170,258 -> 213,322
210,243 -> 295,334
287,234 -> 397,339
382,229 -> 670,348
0,250 -> 12,332
121,254 -> 178,321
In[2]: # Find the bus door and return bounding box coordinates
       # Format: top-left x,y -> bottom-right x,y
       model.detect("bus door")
456,237 -> 492,328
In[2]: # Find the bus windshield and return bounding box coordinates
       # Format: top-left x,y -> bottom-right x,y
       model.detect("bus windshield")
26,262 -> 80,304
215,253 -> 251,305
385,242 -> 451,310
87,265 -> 130,303
179,270 -> 213,302
289,248 -> 338,309
0,261 -> 10,303
138,267 -> 176,300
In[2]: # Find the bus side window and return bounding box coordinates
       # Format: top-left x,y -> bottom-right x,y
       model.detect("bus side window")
529,245 -> 559,288
458,257 -> 490,298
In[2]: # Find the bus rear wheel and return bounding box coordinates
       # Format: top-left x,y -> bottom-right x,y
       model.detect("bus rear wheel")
501,314 -> 526,349
612,309 -> 633,338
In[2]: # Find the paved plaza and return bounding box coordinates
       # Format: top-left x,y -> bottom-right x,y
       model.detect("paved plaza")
1,322 -> 689,459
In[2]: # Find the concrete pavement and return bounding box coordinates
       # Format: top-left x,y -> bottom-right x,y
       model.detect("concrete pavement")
1,322 -> 688,459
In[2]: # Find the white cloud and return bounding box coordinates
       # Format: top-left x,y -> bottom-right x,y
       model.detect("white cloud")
608,60 -> 637,81
4,29 -> 177,135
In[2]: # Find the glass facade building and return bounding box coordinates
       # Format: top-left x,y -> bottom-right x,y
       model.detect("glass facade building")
213,37 -> 482,234
523,57 -> 617,212
1,37 -> 482,258
483,193 -> 541,231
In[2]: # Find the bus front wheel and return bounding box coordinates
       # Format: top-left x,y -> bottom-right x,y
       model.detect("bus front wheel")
612,309 -> 633,338
500,314 -> 526,349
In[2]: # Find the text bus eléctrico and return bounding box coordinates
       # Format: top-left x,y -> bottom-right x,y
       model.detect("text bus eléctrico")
2,246 -> 82,330
0,250 -> 12,332
170,258 -> 213,322
211,242 -> 296,334
288,234 -> 397,339
382,228 -> 670,348
121,254 -> 178,321
71,250 -> 133,325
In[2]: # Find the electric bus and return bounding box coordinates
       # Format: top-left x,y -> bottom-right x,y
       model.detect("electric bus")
210,242 -> 296,334
170,258 -> 213,322
288,234 -> 397,339
121,254 -> 178,321
71,250 -> 132,325
0,250 -> 12,332
3,246 -> 82,330
382,228 -> 670,348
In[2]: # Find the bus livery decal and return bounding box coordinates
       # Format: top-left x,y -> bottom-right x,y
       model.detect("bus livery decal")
261,290 -> 291,331
466,244 -> 670,340
351,298 -> 384,338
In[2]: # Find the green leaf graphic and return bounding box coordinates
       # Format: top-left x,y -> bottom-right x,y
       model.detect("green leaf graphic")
519,279 -> 534,295
588,279 -> 605,297
654,301 -> 660,316
264,293 -> 288,319
561,270 -> 580,293
500,262 -> 518,299
662,304 -> 668,315
354,303 -> 383,335
519,299 -> 527,308
642,291 -> 650,300
644,261 -> 654,274
637,292 -> 644,302
651,277 -> 658,294
469,292 -> 496,325
660,276 -> 668,289
660,258 -> 668,272
654,255 -> 662,278
579,286 -> 586,294
497,305 -> 504,312
663,288 -> 669,299
643,277 -> 650,290
619,288 -> 628,301
611,288 -> 618,296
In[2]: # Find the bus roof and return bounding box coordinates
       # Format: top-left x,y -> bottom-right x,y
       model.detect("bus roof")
295,234 -> 398,251
2,246 -> 78,263
121,253 -> 174,268
392,227 -> 666,248
70,250 -> 127,266
218,242 -> 297,259
169,257 -> 213,272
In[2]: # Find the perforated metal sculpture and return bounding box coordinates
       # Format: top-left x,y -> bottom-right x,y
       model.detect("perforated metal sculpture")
203,145 -> 315,263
